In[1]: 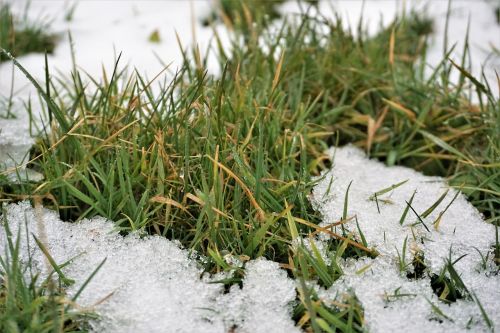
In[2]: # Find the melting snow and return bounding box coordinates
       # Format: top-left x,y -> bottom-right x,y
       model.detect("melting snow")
311,145 -> 499,333
0,202 -> 299,333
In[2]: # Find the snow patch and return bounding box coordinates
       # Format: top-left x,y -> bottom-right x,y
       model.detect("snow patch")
0,108 -> 41,181
0,202 -> 299,333
311,145 -> 500,333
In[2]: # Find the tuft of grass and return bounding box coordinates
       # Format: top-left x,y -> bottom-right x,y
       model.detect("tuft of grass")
369,179 -> 408,202
399,189 -> 416,225
384,287 -> 417,303
430,249 -> 470,303
395,236 -> 409,274
202,0 -> 286,30
370,179 -> 408,212
407,250 -> 426,280
293,290 -> 364,333
0,212 -> 98,332
406,200 -> 430,232
294,239 -> 343,289
0,3 -> 57,62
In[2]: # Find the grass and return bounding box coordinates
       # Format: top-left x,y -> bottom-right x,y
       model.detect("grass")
202,0 -> 286,29
0,0 -> 499,331
0,209 -> 98,332
0,2 -> 56,63
430,250 -> 470,303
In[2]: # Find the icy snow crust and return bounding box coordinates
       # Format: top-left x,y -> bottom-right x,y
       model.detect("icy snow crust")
0,202 -> 299,333
311,146 -> 499,333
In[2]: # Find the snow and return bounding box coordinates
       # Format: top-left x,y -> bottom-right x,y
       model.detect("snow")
0,104 -> 40,181
0,115 -> 33,170
215,259 -> 299,333
311,145 -> 500,333
0,201 -> 299,333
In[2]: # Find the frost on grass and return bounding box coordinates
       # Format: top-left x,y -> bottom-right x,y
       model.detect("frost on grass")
0,202 -> 299,333
311,145 -> 499,333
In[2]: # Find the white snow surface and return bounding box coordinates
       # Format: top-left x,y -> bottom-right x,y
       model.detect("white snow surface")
0,115 -> 33,169
311,145 -> 500,333
0,201 -> 299,333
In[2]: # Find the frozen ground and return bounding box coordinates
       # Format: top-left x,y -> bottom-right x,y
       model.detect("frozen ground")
1,146 -> 498,332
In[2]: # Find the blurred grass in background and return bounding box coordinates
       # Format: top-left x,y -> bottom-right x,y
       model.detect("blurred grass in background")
0,3 -> 56,62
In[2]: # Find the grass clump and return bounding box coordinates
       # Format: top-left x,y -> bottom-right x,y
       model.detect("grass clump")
294,290 -> 364,333
292,236 -> 364,331
0,2 -> 56,62
0,213 -> 96,333
264,10 -> 499,224
430,250 -> 470,303
202,0 -> 286,29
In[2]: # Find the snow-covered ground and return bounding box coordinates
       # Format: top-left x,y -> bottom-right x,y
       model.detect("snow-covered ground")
1,202 -> 299,333
312,146 -> 499,333
1,146 -> 498,332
